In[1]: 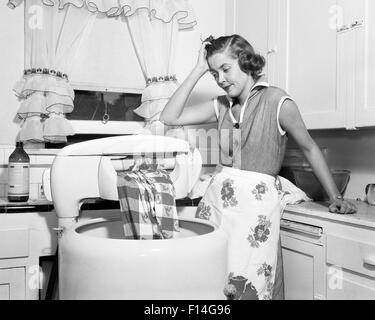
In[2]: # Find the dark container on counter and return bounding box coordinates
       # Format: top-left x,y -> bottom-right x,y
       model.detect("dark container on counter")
7,141 -> 30,202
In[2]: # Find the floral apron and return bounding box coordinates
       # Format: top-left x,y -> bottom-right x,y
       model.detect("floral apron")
196,164 -> 282,300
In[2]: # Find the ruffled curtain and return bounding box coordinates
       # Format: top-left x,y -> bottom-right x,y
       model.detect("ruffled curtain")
9,0 -> 96,143
8,0 -> 196,27
126,9 -> 179,121
8,0 -> 196,141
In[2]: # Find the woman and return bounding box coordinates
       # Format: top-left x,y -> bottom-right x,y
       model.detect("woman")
159,34 -> 357,300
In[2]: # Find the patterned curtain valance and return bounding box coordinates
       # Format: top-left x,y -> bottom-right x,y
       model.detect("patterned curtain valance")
7,0 -> 197,29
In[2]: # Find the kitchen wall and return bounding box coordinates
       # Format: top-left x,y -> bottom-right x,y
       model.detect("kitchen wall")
286,127 -> 375,200
305,128 -> 375,200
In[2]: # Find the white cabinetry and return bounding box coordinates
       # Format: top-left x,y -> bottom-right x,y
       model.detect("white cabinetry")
326,235 -> 375,299
0,226 -> 33,300
233,0 -> 270,76
0,268 -> 25,300
355,0 -> 375,127
232,0 -> 375,130
0,211 -> 58,300
280,220 -> 326,300
282,201 -> 375,300
269,0 -> 354,129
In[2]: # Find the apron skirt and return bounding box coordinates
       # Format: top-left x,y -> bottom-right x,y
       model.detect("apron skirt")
196,165 -> 283,300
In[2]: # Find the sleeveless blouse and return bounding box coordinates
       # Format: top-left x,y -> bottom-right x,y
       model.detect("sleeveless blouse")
214,81 -> 292,177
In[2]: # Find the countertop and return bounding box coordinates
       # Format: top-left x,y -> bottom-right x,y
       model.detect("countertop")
285,199 -> 375,229
0,198 -> 54,213
0,198 -> 53,206
0,196 -> 202,213
2,196 -> 374,229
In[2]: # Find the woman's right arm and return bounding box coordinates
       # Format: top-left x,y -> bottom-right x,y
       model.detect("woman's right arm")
159,43 -> 217,126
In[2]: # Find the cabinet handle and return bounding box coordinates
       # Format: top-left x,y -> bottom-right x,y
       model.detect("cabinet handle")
363,255 -> 375,266
280,219 -> 322,237
337,24 -> 350,33
351,20 -> 364,29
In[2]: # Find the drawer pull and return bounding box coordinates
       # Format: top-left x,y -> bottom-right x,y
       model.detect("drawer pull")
280,219 -> 322,237
363,256 -> 375,267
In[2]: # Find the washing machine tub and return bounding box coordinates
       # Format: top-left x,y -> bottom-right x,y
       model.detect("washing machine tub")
59,216 -> 228,300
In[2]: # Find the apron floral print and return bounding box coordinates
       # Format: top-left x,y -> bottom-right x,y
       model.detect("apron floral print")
247,215 -> 272,248
252,182 -> 268,200
221,178 -> 238,208
196,165 -> 282,300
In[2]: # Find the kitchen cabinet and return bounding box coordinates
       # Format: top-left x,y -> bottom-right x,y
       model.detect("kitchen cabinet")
268,0 -> 355,129
233,0 -> 270,76
280,221 -> 326,300
326,234 -> 375,299
283,200 -> 375,300
0,208 -> 58,300
232,0 -> 375,130
0,268 -> 25,300
355,0 -> 375,127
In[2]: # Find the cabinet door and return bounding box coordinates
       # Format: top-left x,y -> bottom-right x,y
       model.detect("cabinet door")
280,233 -> 325,300
0,268 -> 25,300
355,0 -> 375,127
234,0 -> 270,77
270,0 -> 352,129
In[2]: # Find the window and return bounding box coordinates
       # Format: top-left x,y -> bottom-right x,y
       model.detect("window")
67,89 -> 145,135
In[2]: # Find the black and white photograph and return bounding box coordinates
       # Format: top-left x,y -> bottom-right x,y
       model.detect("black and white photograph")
0,0 -> 374,307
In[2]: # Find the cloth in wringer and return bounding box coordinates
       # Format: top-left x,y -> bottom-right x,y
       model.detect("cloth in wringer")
117,164 -> 180,240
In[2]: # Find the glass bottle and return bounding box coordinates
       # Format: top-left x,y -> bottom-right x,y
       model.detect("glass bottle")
7,141 -> 30,202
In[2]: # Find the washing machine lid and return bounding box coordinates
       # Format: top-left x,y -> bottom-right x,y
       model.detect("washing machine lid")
56,135 -> 190,157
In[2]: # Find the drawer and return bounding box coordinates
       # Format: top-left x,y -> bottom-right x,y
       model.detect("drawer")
0,228 -> 29,259
327,266 -> 375,300
327,235 -> 375,279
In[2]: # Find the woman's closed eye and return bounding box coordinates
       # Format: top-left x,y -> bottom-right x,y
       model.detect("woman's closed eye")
210,71 -> 218,80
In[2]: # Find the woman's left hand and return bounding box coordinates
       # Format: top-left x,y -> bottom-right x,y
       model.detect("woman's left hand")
328,198 -> 357,214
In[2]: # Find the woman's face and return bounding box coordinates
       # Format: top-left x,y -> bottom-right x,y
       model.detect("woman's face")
207,51 -> 251,99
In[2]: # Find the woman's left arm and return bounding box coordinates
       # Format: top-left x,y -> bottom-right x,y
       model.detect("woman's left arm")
279,99 -> 357,214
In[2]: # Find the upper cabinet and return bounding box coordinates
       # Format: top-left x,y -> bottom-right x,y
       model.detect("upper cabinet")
271,0 -> 349,129
233,0 -> 375,130
233,0 -> 270,76
355,0 -> 375,127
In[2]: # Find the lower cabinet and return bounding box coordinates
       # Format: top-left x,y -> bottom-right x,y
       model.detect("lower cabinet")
0,268 -> 25,300
281,208 -> 375,300
0,211 -> 58,300
280,232 -> 326,300
326,234 -> 375,300
326,265 -> 375,300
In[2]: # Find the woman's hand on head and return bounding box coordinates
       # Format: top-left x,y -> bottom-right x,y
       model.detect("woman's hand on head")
328,198 -> 357,214
195,41 -> 210,75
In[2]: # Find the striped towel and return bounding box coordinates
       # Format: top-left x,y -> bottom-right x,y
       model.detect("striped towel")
117,168 -> 180,240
